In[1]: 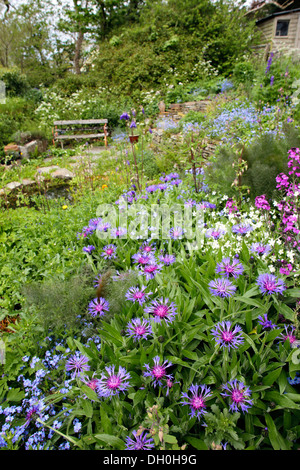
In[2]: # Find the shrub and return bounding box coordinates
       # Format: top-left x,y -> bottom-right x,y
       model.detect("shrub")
0,69 -> 29,97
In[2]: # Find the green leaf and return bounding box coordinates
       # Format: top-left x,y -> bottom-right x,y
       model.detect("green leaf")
185,436 -> 208,450
284,288 -> 300,298
275,303 -> 294,321
265,328 -> 282,343
131,389 -> 147,407
6,388 -> 25,402
234,295 -> 264,309
262,367 -> 282,386
265,414 -> 281,450
100,407 -> 113,434
265,391 -> 300,410
80,398 -> 93,418
81,385 -> 100,402
94,434 -> 125,449
164,434 -> 178,444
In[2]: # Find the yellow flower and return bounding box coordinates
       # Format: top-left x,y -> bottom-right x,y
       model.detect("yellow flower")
62,205 -> 68,210
102,184 -> 108,190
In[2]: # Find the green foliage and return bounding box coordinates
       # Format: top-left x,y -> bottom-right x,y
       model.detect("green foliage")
233,61 -> 255,86
0,69 -> 29,97
0,97 -> 40,148
22,265 -> 96,332
203,405 -> 245,450
242,129 -> 300,200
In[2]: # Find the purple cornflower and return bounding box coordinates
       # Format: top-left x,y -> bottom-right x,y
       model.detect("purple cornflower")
110,226 -> 127,238
140,262 -> 163,280
101,244 -> 117,259
144,298 -> 178,324
126,318 -> 153,342
88,297 -> 110,317
256,273 -> 286,295
170,227 -> 184,239
250,243 -> 272,256
25,404 -> 42,425
159,253 -> 176,265
180,384 -> 212,420
82,377 -> 100,391
205,228 -> 226,240
139,241 -> 156,255
232,224 -> 254,235
132,252 -> 155,266
83,245 -> 95,254
221,380 -> 253,413
125,286 -> 152,305
66,352 -> 90,378
143,356 -> 173,388
97,365 -> 131,399
209,278 -> 237,298
279,325 -> 298,345
125,430 -> 155,450
215,257 -> 244,279
130,120 -> 137,129
97,222 -> 111,233
258,314 -> 277,330
120,112 -> 130,120
211,321 -> 244,350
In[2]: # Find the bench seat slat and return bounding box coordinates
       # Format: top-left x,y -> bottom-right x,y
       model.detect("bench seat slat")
55,133 -> 105,140
54,119 -> 108,125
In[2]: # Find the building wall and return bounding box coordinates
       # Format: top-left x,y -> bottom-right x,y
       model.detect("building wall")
257,12 -> 300,52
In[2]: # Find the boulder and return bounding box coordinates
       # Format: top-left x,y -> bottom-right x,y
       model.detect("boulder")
50,168 -> 75,180
19,139 -> 48,160
36,165 -> 60,175
5,181 -> 22,191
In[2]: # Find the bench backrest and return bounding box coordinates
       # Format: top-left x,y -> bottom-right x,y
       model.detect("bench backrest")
53,119 -> 108,125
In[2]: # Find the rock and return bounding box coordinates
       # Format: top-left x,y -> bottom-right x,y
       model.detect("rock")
50,168 -> 75,180
5,181 -> 22,191
19,139 -> 48,160
36,165 -> 60,175
21,179 -> 35,187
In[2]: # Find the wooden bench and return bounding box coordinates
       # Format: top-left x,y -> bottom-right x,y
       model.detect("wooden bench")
52,119 -> 108,148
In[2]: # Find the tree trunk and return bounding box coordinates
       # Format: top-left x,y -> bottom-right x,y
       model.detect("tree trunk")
74,29 -> 84,74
